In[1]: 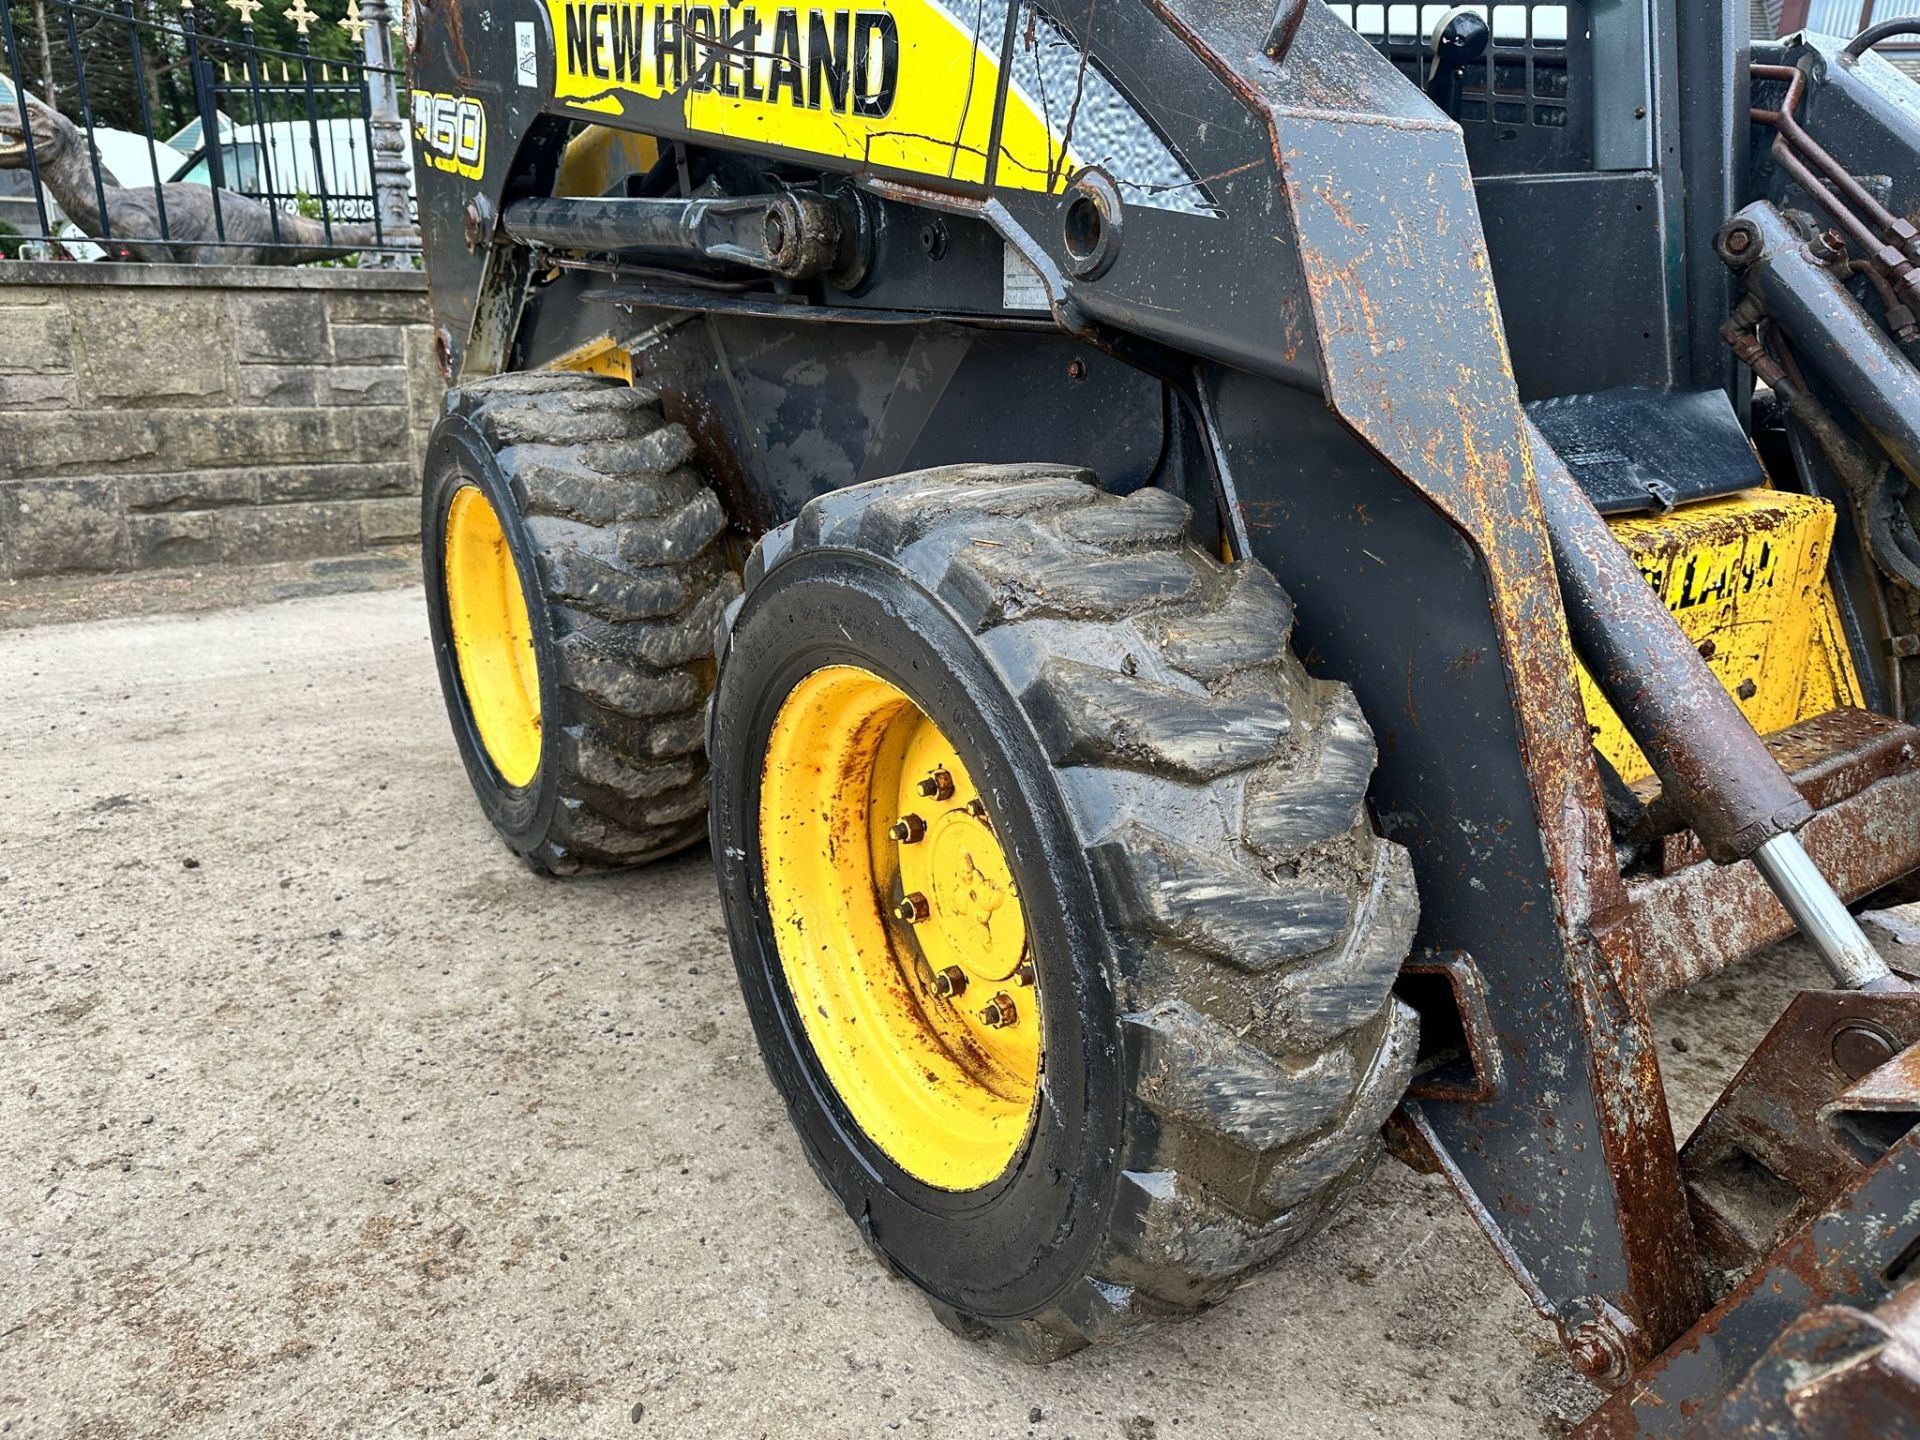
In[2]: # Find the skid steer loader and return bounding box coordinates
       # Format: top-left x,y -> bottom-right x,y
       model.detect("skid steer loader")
408,0 -> 1920,1426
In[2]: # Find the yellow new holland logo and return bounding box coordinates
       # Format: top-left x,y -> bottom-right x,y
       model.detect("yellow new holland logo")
556,4 -> 900,117
542,0 -> 1222,215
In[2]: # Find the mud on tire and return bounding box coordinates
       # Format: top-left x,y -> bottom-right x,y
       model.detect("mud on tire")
422,371 -> 738,875
710,464 -> 1419,1358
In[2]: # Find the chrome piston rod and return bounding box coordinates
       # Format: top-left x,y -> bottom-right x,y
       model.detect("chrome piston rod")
1752,833 -> 1898,990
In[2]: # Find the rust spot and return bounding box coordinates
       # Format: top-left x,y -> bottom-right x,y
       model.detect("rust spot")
442,0 -> 474,84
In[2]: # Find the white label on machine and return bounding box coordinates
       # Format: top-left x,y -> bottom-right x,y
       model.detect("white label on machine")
1002,244 -> 1050,312
515,22 -> 538,87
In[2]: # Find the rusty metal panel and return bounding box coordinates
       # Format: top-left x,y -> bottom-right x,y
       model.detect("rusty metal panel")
1578,1127 -> 1920,1438
1704,1289 -> 1920,1438
1631,764 -> 1920,1000
1680,999 -> 1920,1286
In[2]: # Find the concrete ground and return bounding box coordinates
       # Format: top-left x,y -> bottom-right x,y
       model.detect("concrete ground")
2,581 -> 1910,1440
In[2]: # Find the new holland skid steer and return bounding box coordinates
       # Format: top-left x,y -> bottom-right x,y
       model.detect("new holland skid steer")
408,0 -> 1920,1426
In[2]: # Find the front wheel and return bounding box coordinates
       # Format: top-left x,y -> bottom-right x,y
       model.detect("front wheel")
709,465 -> 1419,1358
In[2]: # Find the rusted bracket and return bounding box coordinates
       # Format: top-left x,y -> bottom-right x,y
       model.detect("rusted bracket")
1825,1041 -> 1920,1164
1702,1285 -> 1920,1438
1681,993 -> 1920,1290
1580,1082 -> 1920,1437
1397,950 -> 1505,1103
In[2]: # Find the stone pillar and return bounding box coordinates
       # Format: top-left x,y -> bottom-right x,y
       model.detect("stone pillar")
359,0 -> 416,266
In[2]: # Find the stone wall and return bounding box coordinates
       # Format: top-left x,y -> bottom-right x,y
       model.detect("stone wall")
0,263 -> 441,580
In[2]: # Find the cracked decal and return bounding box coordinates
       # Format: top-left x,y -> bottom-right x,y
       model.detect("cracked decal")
541,0 -> 1218,214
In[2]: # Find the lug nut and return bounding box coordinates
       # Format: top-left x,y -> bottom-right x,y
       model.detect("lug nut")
932,966 -> 967,998
981,992 -> 1018,1028
889,814 -> 927,844
1014,957 -> 1036,987
895,892 -> 930,924
964,798 -> 988,820
917,768 -> 954,801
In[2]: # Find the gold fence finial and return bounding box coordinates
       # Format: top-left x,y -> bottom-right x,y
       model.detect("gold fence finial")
285,0 -> 318,34
339,0 -> 367,42
225,0 -> 263,23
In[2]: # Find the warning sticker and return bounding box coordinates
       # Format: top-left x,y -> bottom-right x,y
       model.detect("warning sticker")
515,21 -> 538,86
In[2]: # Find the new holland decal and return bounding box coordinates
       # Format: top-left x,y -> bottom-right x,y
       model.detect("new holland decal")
558,6 -> 900,116
542,0 -> 1219,215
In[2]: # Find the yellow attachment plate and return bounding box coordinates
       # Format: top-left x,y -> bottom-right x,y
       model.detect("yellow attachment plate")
444,485 -> 543,788
1579,488 -> 1865,784
759,665 -> 1041,1192
546,335 -> 633,382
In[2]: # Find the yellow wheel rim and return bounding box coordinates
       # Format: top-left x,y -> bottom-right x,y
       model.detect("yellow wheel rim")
444,485 -> 542,789
761,666 -> 1042,1191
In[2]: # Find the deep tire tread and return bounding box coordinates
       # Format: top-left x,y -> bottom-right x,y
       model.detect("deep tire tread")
445,371 -> 737,875
746,463 -> 1420,1358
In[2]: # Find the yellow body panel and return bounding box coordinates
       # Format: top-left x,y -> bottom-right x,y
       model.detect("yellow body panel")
547,0 -> 1001,183
1579,489 -> 1864,783
538,0 -> 1120,197
556,124 -> 661,197
444,486 -> 543,788
759,665 -> 1040,1191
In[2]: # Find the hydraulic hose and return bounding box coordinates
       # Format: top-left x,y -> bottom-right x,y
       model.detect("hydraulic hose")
1845,18 -> 1920,59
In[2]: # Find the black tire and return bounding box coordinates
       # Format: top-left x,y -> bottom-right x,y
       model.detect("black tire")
710,464 -> 1419,1359
422,371 -> 738,875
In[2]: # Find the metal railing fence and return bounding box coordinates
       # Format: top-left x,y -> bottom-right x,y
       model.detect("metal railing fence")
2,0 -> 417,260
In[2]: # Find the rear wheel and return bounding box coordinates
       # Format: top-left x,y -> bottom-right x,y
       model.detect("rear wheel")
422,372 -> 738,874
711,464 -> 1419,1357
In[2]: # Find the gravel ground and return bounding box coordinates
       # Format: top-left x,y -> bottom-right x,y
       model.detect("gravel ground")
2,582 -> 1907,1440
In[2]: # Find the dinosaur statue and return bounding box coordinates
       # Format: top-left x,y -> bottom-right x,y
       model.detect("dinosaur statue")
0,95 -> 390,265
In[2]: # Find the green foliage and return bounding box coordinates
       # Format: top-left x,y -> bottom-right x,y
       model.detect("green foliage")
5,0 -> 379,136
193,0 -> 361,67
288,189 -> 357,265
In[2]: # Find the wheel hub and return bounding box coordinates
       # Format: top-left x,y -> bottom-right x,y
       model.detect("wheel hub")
759,665 -> 1042,1191
911,805 -> 1026,983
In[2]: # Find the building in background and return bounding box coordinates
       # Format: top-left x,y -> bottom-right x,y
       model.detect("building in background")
1777,0 -> 1920,77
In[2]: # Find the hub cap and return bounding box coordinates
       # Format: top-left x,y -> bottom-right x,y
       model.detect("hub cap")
760,665 -> 1042,1191
444,485 -> 541,788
